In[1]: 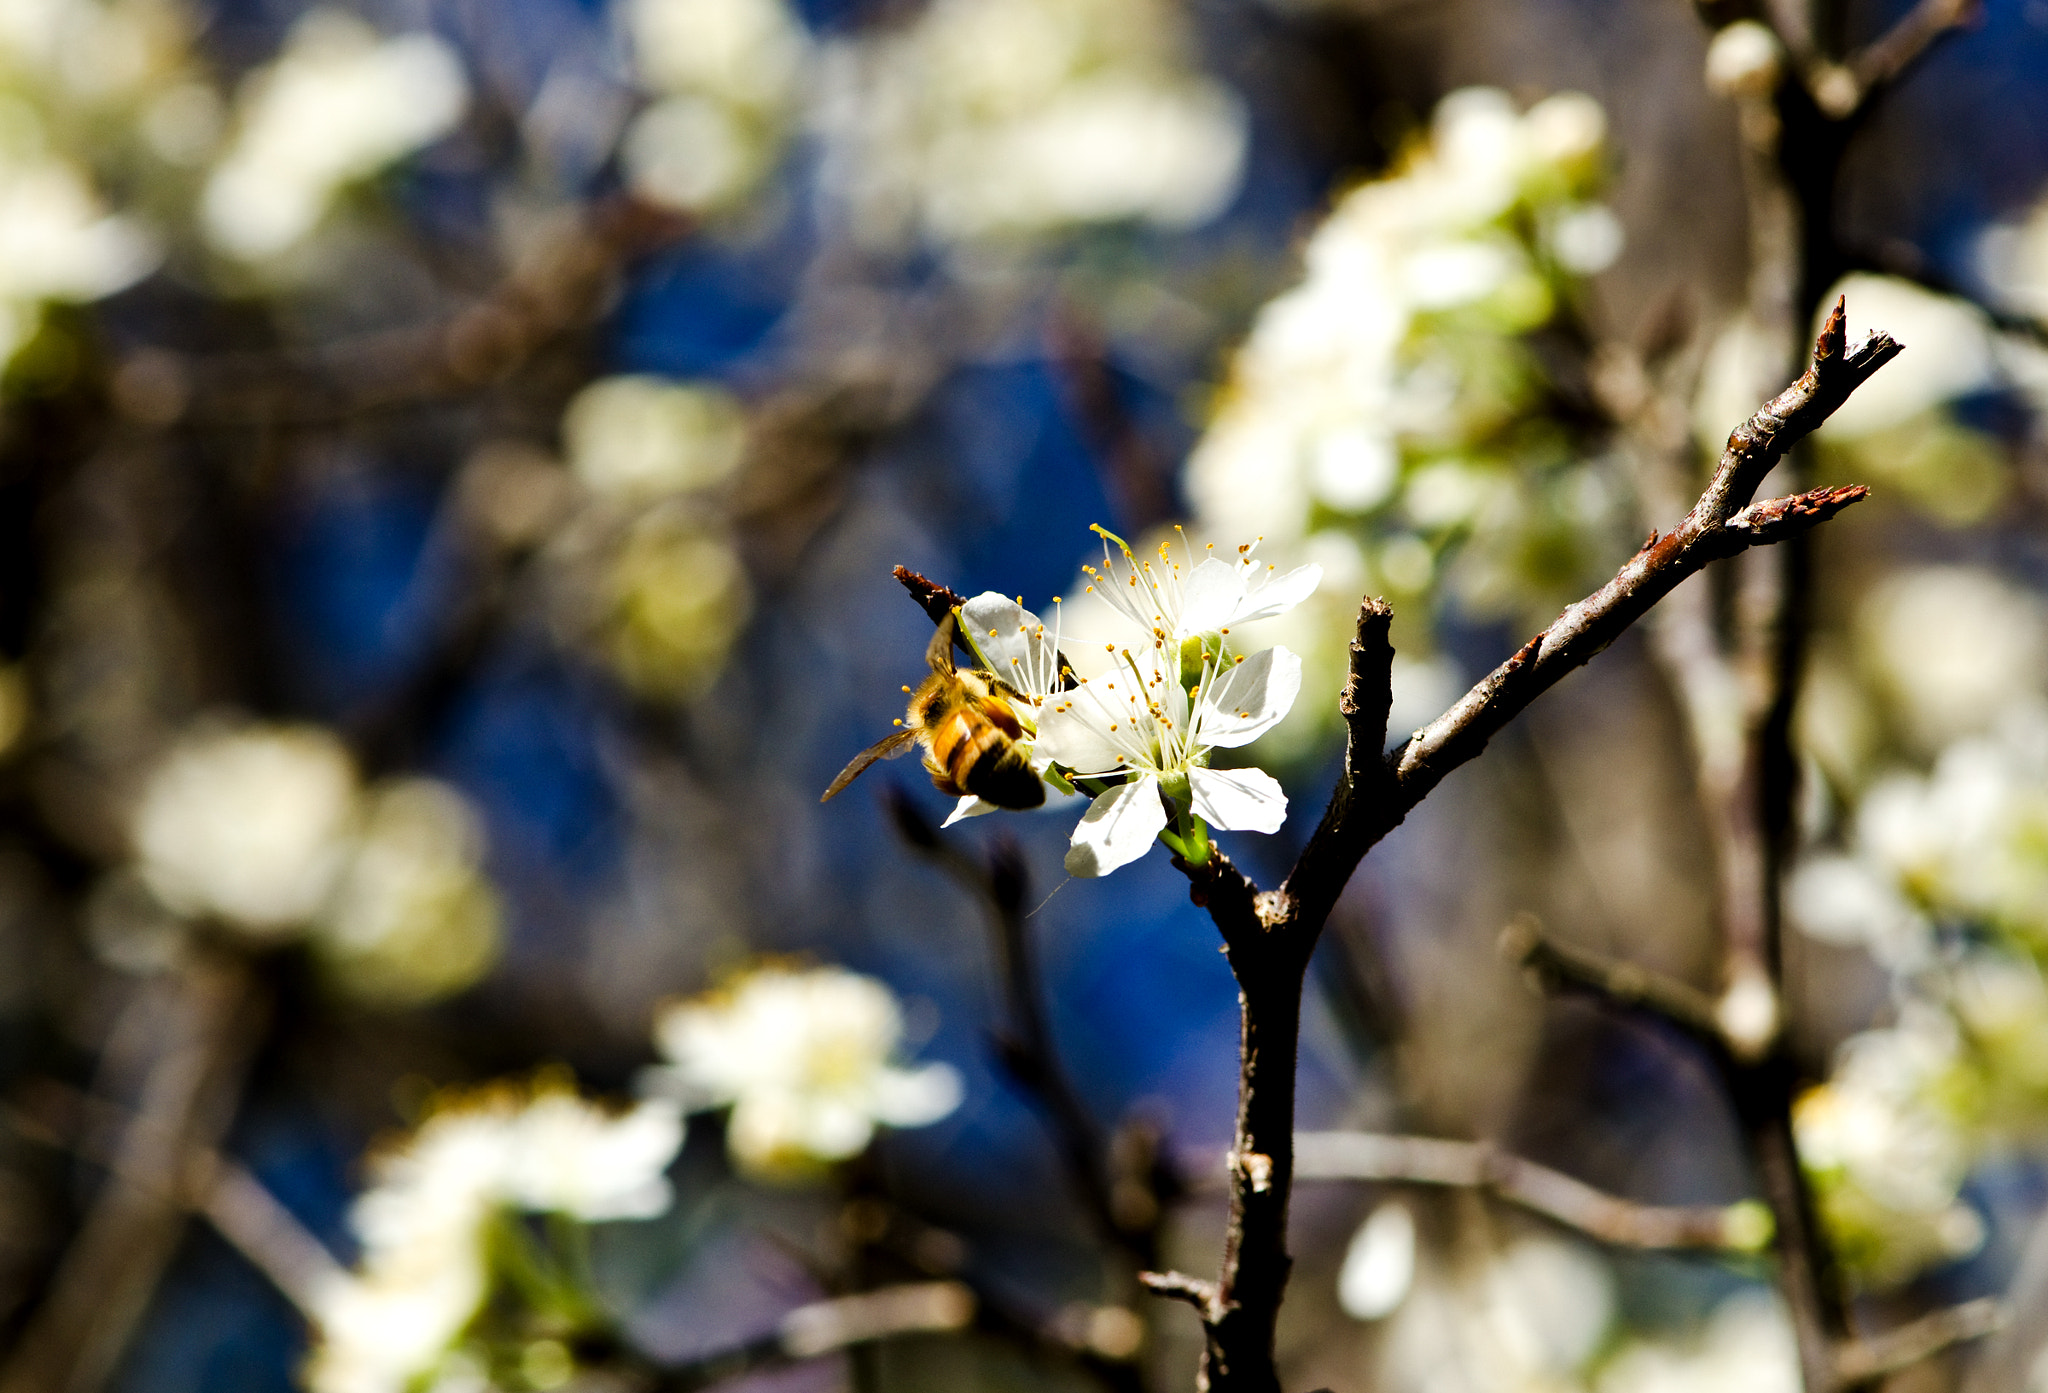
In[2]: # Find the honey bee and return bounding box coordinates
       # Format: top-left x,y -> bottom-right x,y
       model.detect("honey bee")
822,613 -> 1046,810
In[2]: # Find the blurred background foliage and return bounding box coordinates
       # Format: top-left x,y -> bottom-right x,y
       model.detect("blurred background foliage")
3,0 -> 2048,1389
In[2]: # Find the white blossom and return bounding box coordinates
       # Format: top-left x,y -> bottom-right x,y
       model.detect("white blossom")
1597,1292 -> 1798,1393
306,1082 -> 684,1393
1038,632 -> 1300,877
563,375 -> 747,500
201,10 -> 467,259
1337,1201 -> 1415,1320
819,0 -> 1244,244
132,723 -> 358,937
316,779 -> 501,1006
620,0 -> 809,213
648,964 -> 961,1178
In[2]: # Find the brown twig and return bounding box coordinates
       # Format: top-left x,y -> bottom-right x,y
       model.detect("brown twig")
0,954 -> 264,1393
1289,1132 -> 1770,1253
648,1282 -> 976,1391
1834,1298 -> 2006,1384
1823,0 -> 1982,117
1499,916 -> 1726,1044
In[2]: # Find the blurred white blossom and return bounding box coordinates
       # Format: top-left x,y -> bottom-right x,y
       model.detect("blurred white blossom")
1182,88 -> 1623,753
563,375 -> 747,500
1812,275 -> 1993,439
317,779 -> 502,1007
133,723 -> 358,937
1597,1292 -> 1798,1393
602,508 -> 754,698
1702,21 -> 1782,99
821,0 -> 1244,243
1337,1200 -> 1415,1320
1376,1235 -> 1614,1393
1794,1008 -> 1984,1286
649,963 -> 961,1178
307,1079 -> 685,1393
201,10 -> 467,259
129,720 -> 501,1000
1856,565 -> 2047,751
620,0 -> 809,212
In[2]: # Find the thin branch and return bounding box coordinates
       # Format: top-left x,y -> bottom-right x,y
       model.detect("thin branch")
884,791 -> 1162,1266
649,1282 -> 976,1391
1290,1132 -> 1768,1253
1499,915 -> 1727,1045
0,955 -> 263,1393
2,1079 -> 346,1322
1383,303 -> 1893,830
1821,0 -> 1981,117
1137,1271 -> 1221,1320
1835,1298 -> 2006,1384
170,199 -> 691,425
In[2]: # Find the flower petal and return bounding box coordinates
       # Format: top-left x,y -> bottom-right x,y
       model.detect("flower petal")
1064,776 -> 1167,877
961,592 -> 1059,699
1198,646 -> 1302,748
1179,557 -> 1248,634
1231,563 -> 1323,625
871,1062 -> 964,1127
942,795 -> 997,827
1189,766 -> 1287,833
1037,698 -> 1136,776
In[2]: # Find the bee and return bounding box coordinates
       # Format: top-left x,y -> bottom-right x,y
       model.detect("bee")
822,613 -> 1046,810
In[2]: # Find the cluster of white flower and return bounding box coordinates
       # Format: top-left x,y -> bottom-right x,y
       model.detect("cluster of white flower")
546,373 -> 755,699
925,526 -> 1318,876
647,963 -> 962,1178
1361,1229 -> 1618,1393
1791,1007 -> 1985,1286
306,1078 -> 686,1393
1596,1293 -> 1798,1393
619,0 -> 810,213
126,721 -> 500,1003
1337,1211 -> 1800,1393
1180,87 -> 1622,753
1784,565 -> 2048,1284
200,9 -> 468,260
818,0 -> 1245,244
0,0 -> 191,366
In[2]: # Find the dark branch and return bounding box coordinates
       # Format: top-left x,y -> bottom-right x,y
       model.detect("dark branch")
1500,916 -> 1727,1044
1387,303 -> 1894,823
1834,1298 -> 2006,1384
1830,0 -> 1981,116
1138,1270 -> 1221,1320
649,1282 -> 977,1391
1291,1132 -> 1770,1253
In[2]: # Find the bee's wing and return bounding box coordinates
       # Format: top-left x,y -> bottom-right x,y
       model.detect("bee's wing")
927,612 -> 958,675
821,727 -> 922,802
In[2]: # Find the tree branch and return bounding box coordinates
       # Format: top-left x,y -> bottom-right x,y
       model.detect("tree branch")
891,299 -> 1898,1393
1835,1298 -> 2006,1384
1499,915 -> 1727,1044
648,1282 -> 977,1391
1291,1132 -> 1770,1253
1819,0 -> 1981,117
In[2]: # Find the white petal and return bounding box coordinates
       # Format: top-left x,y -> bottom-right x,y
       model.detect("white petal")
871,1062 -> 964,1127
1198,646 -> 1302,748
960,592 -> 1058,697
1232,563 -> 1323,625
1037,700 -> 1135,776
942,796 -> 997,827
1188,766 -> 1287,833
1179,558 -> 1248,634
1064,776 -> 1168,877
